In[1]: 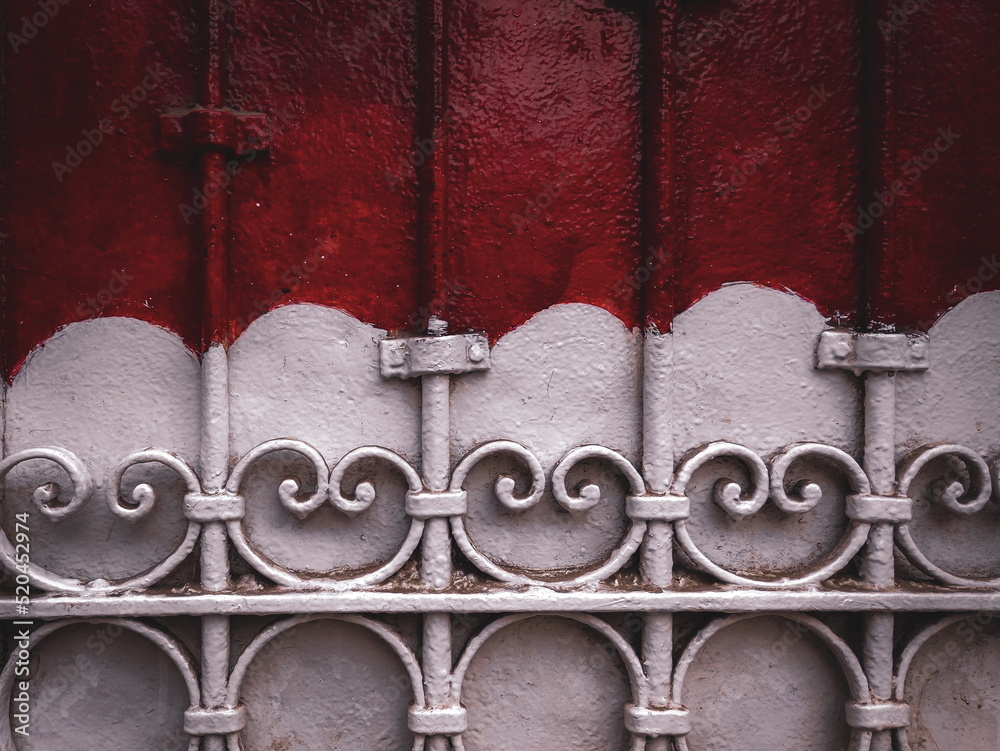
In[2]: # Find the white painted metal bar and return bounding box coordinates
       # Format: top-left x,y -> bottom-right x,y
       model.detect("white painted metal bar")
421,373 -> 453,589
200,344 -> 232,751
421,371 -> 454,751
10,589 -> 1000,619
860,370 -> 898,751
641,332 -> 675,751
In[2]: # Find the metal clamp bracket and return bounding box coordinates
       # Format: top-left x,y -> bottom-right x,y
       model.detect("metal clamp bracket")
626,494 -> 691,522
817,331 -> 929,375
184,492 -> 246,522
405,490 -> 468,519
844,701 -> 911,730
159,106 -> 271,155
380,334 -> 490,379
624,705 -> 692,736
184,706 -> 247,735
407,705 -> 468,735
846,494 -> 913,524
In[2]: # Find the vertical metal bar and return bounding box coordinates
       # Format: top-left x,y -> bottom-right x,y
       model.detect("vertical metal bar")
641,3 -> 677,747
421,371 -> 453,750
200,345 -> 231,591
198,0 -> 230,348
643,0 -> 677,331
200,346 -> 231,751
421,373 -> 452,588
859,5 -> 899,743
199,0 -> 226,107
197,4 -> 231,749
200,149 -> 230,347
861,370 -> 896,751
642,333 -> 674,751
415,3 -> 453,744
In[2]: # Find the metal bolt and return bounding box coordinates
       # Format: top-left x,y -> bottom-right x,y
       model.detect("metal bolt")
468,342 -> 488,363
386,344 -> 407,367
832,339 -> 852,359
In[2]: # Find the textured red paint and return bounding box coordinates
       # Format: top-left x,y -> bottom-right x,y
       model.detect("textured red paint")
3,0 -> 202,377
866,0 -> 1000,330
647,0 -> 864,330
438,0 -> 644,338
226,0 -> 422,340
2,0 -> 997,377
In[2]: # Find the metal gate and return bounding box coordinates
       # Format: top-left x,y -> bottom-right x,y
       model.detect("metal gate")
3,0 -> 1000,749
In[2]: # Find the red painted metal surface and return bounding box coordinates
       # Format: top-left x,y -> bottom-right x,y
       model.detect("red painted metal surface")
437,0 -> 644,338
2,0 -> 997,376
647,0 -> 864,330
865,0 -> 1000,331
226,0 -> 422,341
3,0 -> 202,376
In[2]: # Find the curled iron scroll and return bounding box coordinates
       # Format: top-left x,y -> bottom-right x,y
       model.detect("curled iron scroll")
894,443 -> 998,587
672,442 -> 872,588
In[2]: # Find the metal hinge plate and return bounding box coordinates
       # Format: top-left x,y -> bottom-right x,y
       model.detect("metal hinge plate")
817,331 -> 929,374
379,333 -> 491,379
159,106 -> 271,155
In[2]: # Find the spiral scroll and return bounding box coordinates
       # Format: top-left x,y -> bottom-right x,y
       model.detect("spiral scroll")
0,446 -> 93,522
672,441 -> 871,588
895,443 -> 998,587
551,445 -> 646,512
769,442 -> 870,515
226,439 -> 330,520
106,449 -> 201,521
449,440 -> 546,512
673,441 -> 769,521
329,446 -> 422,517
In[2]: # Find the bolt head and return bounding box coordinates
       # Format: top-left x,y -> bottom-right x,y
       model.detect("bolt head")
832,339 -> 852,359
386,344 -> 407,367
468,342 -> 488,363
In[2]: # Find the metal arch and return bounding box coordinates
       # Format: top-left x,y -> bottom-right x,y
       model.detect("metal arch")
894,444 -> 1000,587
450,444 -> 648,589
0,617 -> 201,751
226,517 -> 425,590
891,613 -> 992,751
673,442 -> 873,588
225,440 -> 426,589
670,613 -> 873,751
449,613 -> 649,751
225,614 -> 426,751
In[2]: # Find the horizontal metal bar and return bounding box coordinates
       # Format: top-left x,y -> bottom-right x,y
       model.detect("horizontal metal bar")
5,588 -> 1000,619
